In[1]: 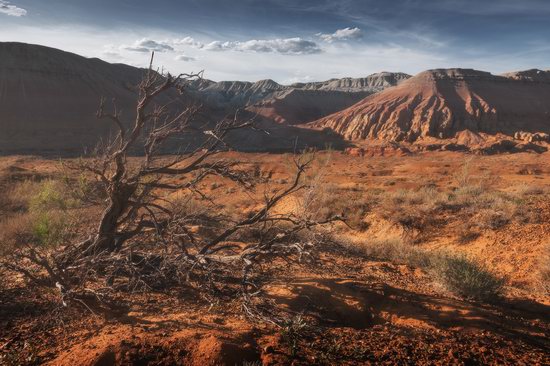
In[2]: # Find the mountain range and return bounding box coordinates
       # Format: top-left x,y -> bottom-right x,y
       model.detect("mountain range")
1,42 -> 549,154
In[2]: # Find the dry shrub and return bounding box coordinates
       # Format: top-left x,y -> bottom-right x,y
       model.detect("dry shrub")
433,255 -> 505,302
515,184 -> 547,197
0,179 -> 40,215
0,213 -> 35,255
474,204 -> 515,230
306,186 -> 371,230
456,222 -> 480,244
453,156 -> 475,187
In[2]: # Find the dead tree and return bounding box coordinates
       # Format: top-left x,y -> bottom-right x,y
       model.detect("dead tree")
59,54 -> 255,259
6,54 -> 340,313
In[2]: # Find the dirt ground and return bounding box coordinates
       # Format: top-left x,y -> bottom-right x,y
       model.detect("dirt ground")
1,150 -> 549,365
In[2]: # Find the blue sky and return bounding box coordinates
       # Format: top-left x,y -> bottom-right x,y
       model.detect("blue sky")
1,0 -> 549,82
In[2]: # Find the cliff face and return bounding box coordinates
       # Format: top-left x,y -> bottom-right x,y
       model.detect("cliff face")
187,79 -> 286,108
310,68 -> 550,142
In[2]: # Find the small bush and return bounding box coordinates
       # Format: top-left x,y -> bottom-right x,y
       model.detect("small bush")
434,255 -> 504,302
30,211 -> 69,247
280,314 -> 308,358
456,222 -> 480,244
295,183 -> 372,230
29,180 -> 69,211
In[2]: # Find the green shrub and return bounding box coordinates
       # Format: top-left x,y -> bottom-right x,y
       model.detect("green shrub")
280,314 -> 308,358
434,255 -> 504,302
30,211 -> 68,247
29,180 -> 70,212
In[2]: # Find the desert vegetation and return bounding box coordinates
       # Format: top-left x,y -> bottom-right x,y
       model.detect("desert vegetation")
2,150 -> 550,364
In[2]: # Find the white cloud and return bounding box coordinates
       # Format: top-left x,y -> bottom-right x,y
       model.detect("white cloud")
0,1 -> 27,16
124,38 -> 174,53
318,27 -> 363,43
120,36 -> 321,56
203,37 -> 321,55
175,54 -> 196,62
171,37 -> 204,49
4,25 -> 548,84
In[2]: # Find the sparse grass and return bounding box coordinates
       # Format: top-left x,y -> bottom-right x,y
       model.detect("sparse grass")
515,184 -> 547,197
349,235 -> 433,268
295,183 -> 373,230
456,222 -> 480,244
342,236 -> 505,302
0,179 -> 78,256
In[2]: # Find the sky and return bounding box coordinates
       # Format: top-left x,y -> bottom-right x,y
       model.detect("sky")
1,0 -> 549,83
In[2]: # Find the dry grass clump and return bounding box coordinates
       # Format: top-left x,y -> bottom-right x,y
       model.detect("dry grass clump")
515,184 -> 547,197
432,255 -> 505,302
375,182 -> 541,237
0,179 -> 41,214
351,235 -> 434,269
456,222 -> 480,244
457,188 -> 540,229
374,186 -> 447,232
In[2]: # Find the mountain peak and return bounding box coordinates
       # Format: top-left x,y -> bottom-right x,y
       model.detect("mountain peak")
501,69 -> 550,82
310,67 -> 550,142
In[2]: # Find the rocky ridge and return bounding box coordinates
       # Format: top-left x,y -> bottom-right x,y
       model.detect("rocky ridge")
310,68 -> 550,149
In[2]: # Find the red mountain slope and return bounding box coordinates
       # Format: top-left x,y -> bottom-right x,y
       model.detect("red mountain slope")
309,68 -> 550,142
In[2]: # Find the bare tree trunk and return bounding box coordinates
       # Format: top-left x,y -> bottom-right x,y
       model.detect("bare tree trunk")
91,182 -> 137,253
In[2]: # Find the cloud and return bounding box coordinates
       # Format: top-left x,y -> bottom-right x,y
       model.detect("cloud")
318,27 -> 363,42
175,54 -> 196,62
0,1 -> 27,16
124,38 -> 174,53
120,36 -> 321,56
172,37 -> 204,49
203,38 -> 321,55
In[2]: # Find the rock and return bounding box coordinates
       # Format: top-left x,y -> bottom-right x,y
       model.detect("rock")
477,140 -> 547,155
344,145 -> 411,157
513,131 -> 550,143
455,129 -> 486,146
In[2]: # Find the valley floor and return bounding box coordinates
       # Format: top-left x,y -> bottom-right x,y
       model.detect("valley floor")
1,151 -> 549,365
